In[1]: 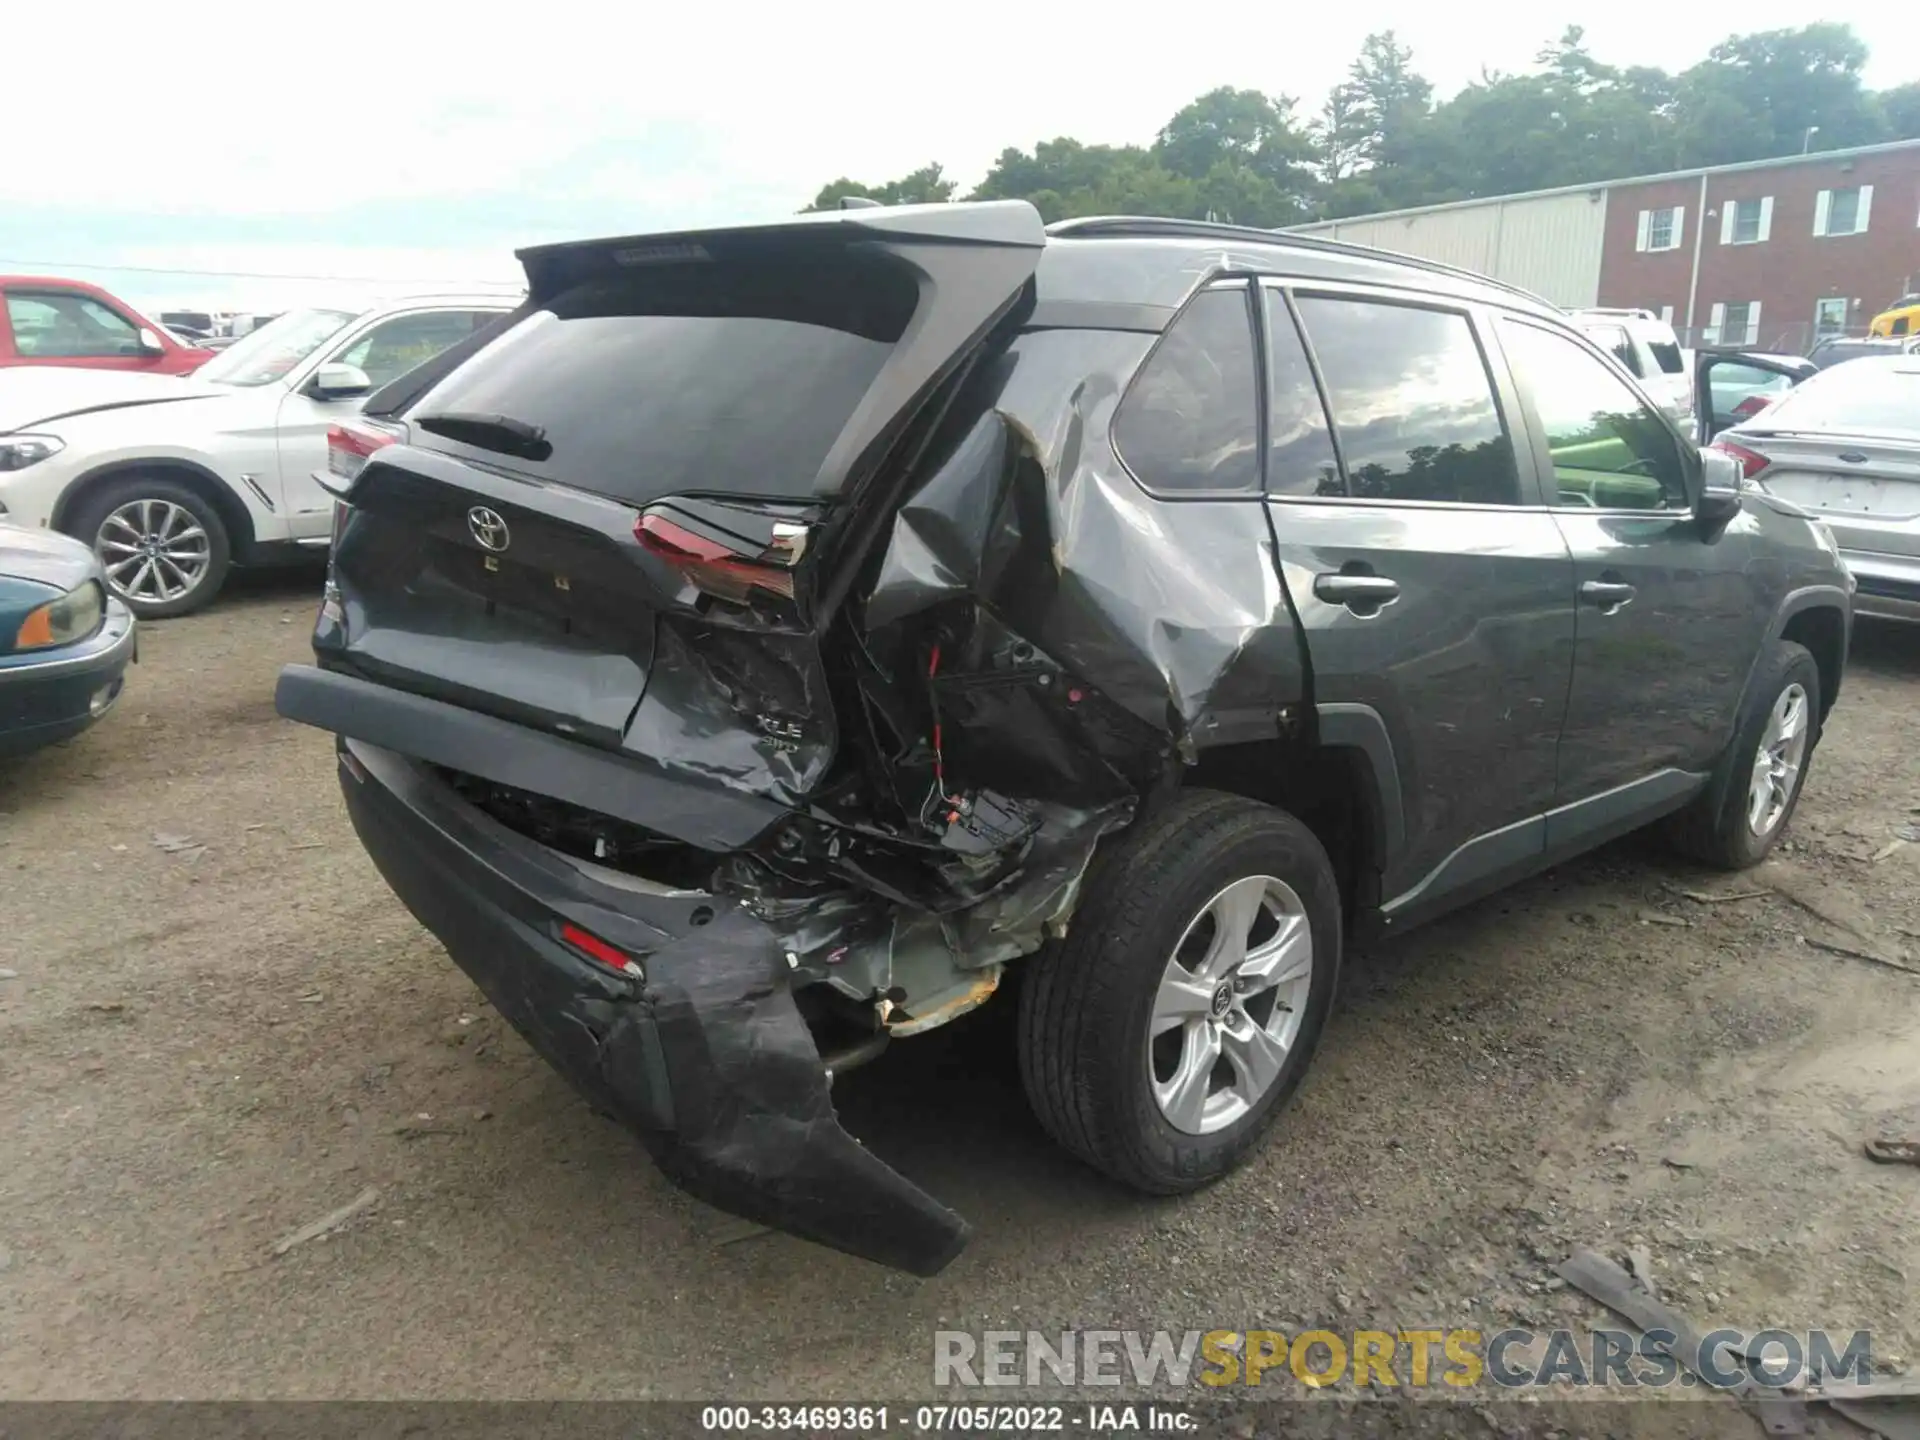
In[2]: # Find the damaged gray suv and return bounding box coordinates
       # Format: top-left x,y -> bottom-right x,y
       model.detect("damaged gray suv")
276,202 -> 1852,1276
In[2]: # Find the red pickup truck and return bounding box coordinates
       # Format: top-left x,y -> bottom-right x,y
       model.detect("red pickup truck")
1,275 -> 214,375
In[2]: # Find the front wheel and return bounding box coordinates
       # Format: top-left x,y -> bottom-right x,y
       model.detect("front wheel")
69,475 -> 232,619
1016,790 -> 1341,1194
1667,639 -> 1821,869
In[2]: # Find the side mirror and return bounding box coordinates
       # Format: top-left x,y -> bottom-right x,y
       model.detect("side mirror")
136,327 -> 166,356
1695,446 -> 1744,526
310,362 -> 372,400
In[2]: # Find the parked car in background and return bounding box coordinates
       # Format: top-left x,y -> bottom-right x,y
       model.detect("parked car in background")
1568,307 -> 1693,425
1699,351 -> 1817,437
0,294 -> 517,617
158,310 -> 216,338
1706,353 -> 1920,624
2,277 -> 214,376
1867,293 -> 1919,339
276,204 -> 1850,1275
0,522 -> 135,758
1807,335 -> 1919,370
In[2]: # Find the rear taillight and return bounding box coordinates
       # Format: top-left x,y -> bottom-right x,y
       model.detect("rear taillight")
560,922 -> 644,978
326,421 -> 398,483
1731,394 -> 1777,421
635,512 -> 808,604
1710,439 -> 1771,479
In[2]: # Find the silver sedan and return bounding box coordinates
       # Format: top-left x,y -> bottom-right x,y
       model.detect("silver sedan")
1711,355 -> 1920,623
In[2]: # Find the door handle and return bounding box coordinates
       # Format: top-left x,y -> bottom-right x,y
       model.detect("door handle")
1313,573 -> 1401,609
1580,579 -> 1636,610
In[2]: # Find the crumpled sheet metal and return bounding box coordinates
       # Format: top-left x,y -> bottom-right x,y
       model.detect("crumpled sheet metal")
624,908 -> 971,1276
626,616 -> 836,804
867,329 -> 1305,748
743,799 -> 1134,1008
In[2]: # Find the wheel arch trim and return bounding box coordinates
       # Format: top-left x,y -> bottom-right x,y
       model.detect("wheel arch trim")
1312,702 -> 1406,866
51,456 -> 260,557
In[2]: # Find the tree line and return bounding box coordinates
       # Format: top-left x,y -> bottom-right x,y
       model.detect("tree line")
806,23 -> 1920,228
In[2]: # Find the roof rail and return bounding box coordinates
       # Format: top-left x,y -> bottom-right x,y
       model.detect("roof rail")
1043,215 -> 1552,308
1571,306 -> 1659,321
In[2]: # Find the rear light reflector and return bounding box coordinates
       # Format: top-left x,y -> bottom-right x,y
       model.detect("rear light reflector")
635,512 -> 803,604
327,421 -> 398,482
1709,440 -> 1771,479
560,922 -> 644,978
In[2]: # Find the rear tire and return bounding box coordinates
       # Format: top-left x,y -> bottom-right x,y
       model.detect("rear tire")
1667,640 -> 1821,870
1016,790 -> 1341,1194
67,474 -> 231,619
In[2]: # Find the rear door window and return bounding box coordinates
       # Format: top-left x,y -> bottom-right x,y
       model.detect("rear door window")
1113,285 -> 1260,495
1261,292 -> 1342,498
408,256 -> 916,503
1292,296 -> 1521,505
1646,337 -> 1686,374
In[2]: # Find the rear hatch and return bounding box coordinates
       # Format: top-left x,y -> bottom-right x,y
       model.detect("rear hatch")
318,203 -> 1044,814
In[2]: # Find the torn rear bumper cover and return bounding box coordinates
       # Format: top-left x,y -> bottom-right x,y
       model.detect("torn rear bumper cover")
332,735 -> 971,1276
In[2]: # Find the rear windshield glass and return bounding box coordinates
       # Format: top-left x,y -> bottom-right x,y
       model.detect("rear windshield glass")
1648,340 -> 1684,374
1812,342 -> 1897,369
408,255 -> 916,501
1752,364 -> 1920,438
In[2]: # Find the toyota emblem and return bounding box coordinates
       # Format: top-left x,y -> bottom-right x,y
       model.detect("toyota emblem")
467,506 -> 511,553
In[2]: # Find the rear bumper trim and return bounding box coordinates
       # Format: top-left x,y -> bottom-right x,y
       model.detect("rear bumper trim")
275,663 -> 788,853
1842,550 -> 1920,622
336,737 -> 971,1276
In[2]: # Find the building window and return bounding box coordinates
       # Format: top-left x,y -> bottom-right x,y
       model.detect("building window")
1814,298 -> 1849,338
1815,186 -> 1873,237
1720,197 -> 1773,245
1708,302 -> 1761,346
1636,206 -> 1684,253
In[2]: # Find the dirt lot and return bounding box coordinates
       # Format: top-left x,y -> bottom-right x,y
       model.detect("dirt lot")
2,571 -> 1917,1403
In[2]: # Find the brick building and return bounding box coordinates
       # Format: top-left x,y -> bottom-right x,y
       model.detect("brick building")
1291,139 -> 1920,353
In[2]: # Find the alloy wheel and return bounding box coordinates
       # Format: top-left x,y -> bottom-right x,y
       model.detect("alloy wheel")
1148,874 -> 1314,1136
1747,682 -> 1810,837
97,499 -> 212,606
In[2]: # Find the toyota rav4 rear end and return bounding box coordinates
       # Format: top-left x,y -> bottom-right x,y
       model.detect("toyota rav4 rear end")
276,202 -> 1314,1274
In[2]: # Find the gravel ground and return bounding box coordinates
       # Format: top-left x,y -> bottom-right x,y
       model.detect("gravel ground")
1,572 -> 1916,1405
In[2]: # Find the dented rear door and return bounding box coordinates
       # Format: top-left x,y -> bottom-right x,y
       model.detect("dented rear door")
1261,283 -> 1577,913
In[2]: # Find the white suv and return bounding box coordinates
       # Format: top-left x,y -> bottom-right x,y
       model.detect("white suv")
1567,308 -> 1694,426
0,293 -> 518,616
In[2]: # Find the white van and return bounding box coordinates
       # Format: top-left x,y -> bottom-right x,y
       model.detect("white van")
1567,308 -> 1694,426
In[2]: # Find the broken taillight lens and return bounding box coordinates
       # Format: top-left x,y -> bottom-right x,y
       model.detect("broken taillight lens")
560,922 -> 644,978
635,511 -> 808,604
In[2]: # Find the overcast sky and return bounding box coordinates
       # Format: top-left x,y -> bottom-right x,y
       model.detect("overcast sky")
6,0 -> 1908,313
